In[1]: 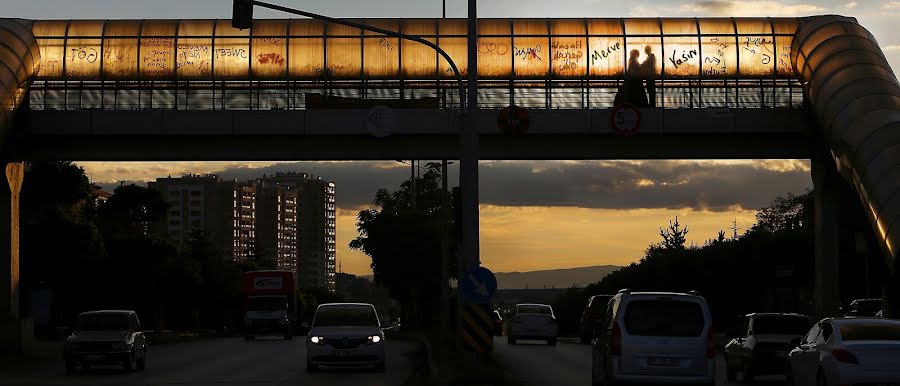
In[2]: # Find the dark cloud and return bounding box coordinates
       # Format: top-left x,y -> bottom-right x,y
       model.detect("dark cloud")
122,160 -> 810,213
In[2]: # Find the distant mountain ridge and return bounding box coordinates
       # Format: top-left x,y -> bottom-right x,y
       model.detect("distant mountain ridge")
492,265 -> 620,289
360,265 -> 621,290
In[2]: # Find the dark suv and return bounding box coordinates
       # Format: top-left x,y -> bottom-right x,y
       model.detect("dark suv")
724,313 -> 812,382
845,298 -> 883,317
580,295 -> 613,344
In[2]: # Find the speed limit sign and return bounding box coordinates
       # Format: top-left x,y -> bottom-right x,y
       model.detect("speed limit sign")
610,104 -> 641,136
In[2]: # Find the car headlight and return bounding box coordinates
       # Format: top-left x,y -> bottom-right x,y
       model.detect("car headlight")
367,335 -> 382,344
309,336 -> 326,345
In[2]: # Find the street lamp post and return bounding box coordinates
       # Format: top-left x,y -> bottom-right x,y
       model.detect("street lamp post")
233,0 -> 480,340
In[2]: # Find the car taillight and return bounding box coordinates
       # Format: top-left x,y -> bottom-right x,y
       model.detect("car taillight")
706,325 -> 716,358
611,321 -> 622,355
832,348 -> 859,365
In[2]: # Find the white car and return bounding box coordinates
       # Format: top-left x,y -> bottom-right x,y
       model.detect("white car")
305,303 -> 386,372
592,290 -> 716,386
507,304 -> 558,345
787,317 -> 900,386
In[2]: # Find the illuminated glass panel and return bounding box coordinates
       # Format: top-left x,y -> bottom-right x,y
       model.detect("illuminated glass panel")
326,37 -> 361,79
479,19 -> 511,35
288,20 -> 324,79
140,21 -> 176,79
625,36 -> 661,79
177,20 -> 213,78
551,36 -> 586,78
251,20 -> 288,79
478,36 -> 512,79
438,37 -> 468,78
551,19 -> 585,36
738,35 -> 776,77
662,19 -> 697,35
701,35 -> 737,78
214,20 -> 250,78
624,18 -> 660,36
102,21 -> 138,79
588,36 -> 625,78
32,20 -> 67,78
775,35 -> 794,77
514,36 -> 549,78
663,36 -> 700,78
401,19 -> 437,78
735,18 -> 772,34
698,19 -> 735,35
66,20 -> 103,79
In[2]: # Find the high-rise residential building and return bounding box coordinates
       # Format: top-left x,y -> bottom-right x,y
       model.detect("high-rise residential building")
152,172 -> 336,292
256,181 -> 298,272
150,174 -> 257,262
258,173 -> 336,292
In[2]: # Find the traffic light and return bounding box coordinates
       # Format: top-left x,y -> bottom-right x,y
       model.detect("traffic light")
232,0 -> 254,30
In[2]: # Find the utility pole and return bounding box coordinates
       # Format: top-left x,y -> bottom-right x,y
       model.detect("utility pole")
411,161 -> 416,209
440,160 -> 450,331
731,218 -> 741,239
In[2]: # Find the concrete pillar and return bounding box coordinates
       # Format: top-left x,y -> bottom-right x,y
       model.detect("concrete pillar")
812,151 -> 842,318
1,162 -> 24,353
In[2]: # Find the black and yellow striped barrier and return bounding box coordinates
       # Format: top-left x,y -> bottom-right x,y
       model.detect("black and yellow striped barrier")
461,303 -> 494,352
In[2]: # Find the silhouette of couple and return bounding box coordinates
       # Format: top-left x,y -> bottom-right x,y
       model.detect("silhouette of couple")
614,45 -> 657,108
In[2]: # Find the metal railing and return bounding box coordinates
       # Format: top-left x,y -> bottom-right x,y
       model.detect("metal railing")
27,79 -> 803,111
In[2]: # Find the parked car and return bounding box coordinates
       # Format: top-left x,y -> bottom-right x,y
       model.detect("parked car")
592,290 -> 716,386
305,303 -> 386,372
580,294 -> 613,344
845,298 -> 883,317
507,303 -> 558,346
63,310 -> 148,374
787,317 -> 900,386
724,313 -> 813,382
492,310 -> 504,336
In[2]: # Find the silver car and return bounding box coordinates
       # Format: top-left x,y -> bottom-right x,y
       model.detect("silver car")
592,290 -> 715,386
305,303 -> 386,372
63,310 -> 148,374
507,303 -> 558,346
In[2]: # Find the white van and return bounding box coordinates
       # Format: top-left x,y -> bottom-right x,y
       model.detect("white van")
591,290 -> 716,386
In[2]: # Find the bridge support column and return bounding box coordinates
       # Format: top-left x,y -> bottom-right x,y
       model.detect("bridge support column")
0,162 -> 23,354
812,151 -> 843,318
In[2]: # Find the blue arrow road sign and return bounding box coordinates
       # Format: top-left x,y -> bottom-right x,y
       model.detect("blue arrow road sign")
460,267 -> 497,304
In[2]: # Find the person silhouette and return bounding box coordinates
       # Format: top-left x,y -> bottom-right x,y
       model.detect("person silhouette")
616,49 -> 648,107
641,45 -> 657,107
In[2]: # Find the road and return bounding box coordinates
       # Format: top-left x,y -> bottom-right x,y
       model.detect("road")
3,336 -> 418,386
493,337 -> 787,386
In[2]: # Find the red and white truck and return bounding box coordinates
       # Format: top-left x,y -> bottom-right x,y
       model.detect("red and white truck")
242,270 -> 297,340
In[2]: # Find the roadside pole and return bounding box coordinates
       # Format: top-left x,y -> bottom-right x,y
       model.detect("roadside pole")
457,0 -> 479,352
440,160 -> 450,332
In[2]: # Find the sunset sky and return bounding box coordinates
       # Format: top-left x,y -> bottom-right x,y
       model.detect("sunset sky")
7,0 -> 895,275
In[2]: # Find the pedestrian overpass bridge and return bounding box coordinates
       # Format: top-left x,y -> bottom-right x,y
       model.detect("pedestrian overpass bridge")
0,15 -> 898,318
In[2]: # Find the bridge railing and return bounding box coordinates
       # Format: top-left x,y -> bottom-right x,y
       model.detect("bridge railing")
27,79 -> 803,111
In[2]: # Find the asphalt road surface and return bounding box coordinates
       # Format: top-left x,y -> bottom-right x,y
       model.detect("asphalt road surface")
3,336 -> 418,386
492,337 -> 787,386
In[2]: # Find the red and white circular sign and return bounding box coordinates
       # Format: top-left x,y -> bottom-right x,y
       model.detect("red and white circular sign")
610,104 -> 641,136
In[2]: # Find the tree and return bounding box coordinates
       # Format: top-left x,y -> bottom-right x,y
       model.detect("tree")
349,162 -> 455,330
753,190 -> 813,233
98,184 -> 168,238
659,216 -> 689,250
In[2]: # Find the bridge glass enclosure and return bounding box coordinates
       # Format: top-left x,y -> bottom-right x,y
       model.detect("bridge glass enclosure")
28,18 -> 803,110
